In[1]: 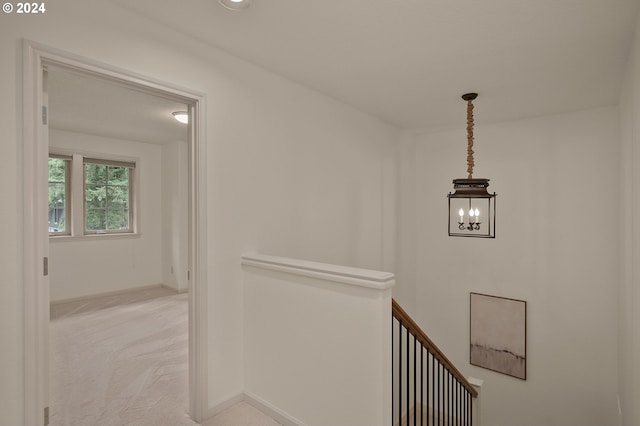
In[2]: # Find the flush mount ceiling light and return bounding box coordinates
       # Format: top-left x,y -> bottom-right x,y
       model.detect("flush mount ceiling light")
447,93 -> 497,238
218,0 -> 252,10
172,111 -> 189,124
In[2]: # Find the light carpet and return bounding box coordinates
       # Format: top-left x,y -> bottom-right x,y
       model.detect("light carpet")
51,287 -> 280,426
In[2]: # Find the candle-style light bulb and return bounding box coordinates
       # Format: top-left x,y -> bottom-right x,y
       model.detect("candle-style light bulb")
458,208 -> 464,221
474,208 -> 480,219
469,208 -> 475,218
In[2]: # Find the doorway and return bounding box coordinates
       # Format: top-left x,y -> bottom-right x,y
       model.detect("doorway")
22,41 -> 208,425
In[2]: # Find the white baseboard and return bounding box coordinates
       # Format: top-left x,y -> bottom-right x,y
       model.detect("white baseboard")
161,283 -> 188,294
244,392 -> 306,426
50,283 -> 178,305
204,392 -> 305,426
205,393 -> 245,419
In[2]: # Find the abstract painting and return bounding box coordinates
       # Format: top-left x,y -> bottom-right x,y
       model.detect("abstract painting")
470,292 -> 526,380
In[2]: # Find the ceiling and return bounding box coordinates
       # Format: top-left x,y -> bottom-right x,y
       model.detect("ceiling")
48,67 -> 188,145
106,0 -> 640,131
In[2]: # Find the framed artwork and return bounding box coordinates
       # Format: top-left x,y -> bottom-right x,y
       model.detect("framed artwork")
470,292 -> 527,380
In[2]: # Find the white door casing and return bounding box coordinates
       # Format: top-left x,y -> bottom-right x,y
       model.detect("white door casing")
22,40 -> 209,424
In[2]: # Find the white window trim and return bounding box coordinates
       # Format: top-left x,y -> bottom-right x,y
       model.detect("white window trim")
83,157 -> 135,235
49,150 -> 140,239
48,153 -> 72,236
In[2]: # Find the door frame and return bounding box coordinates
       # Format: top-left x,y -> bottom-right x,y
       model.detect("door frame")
22,40 -> 209,424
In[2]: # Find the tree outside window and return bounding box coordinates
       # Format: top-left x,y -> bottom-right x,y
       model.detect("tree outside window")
84,162 -> 132,233
48,157 -> 69,235
48,153 -> 135,237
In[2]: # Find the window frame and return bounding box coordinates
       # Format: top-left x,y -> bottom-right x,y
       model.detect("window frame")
48,154 -> 72,236
83,157 -> 136,235
48,151 -> 138,239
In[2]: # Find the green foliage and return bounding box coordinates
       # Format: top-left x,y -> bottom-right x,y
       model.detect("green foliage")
48,158 -> 67,232
48,158 -> 132,233
84,164 -> 130,231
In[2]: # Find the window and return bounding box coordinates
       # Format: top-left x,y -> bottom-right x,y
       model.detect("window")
84,158 -> 134,234
48,155 -> 71,235
48,152 -> 136,237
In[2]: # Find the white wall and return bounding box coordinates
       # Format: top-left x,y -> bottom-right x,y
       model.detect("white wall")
161,141 -> 189,293
397,107 -> 620,426
242,254 -> 393,426
619,10 -> 640,426
1,1 -> 399,423
48,129 -> 164,302
393,132 -> 418,315
0,29 -> 22,426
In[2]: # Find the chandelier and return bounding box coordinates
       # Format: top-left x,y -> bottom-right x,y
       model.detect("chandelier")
447,93 -> 497,238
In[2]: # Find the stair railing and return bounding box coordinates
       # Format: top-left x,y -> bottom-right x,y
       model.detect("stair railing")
392,299 -> 478,426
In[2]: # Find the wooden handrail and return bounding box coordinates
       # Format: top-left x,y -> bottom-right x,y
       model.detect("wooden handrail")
392,299 -> 478,398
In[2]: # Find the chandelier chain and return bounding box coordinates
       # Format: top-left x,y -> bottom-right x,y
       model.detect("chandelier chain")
466,99 -> 475,179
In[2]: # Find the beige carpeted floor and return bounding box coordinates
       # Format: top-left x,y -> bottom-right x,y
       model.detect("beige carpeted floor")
50,287 -> 280,426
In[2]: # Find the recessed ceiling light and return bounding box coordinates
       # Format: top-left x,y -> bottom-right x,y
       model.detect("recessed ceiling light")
219,0 -> 252,11
172,111 -> 189,124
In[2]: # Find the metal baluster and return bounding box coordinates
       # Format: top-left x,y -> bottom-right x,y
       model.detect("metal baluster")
447,369 -> 450,426
454,378 -> 457,426
443,368 -> 446,426
441,367 -> 444,426
464,389 -> 468,426
464,392 -> 471,424
463,383 -> 467,425
446,370 -> 450,426
447,372 -> 453,426
444,371 -> 447,426
446,366 -> 449,426
406,325 -> 410,425
432,355 -> 435,426
466,390 -> 470,426
399,321 -> 402,426
420,344 -> 423,426
443,364 -> 446,426
438,362 -> 441,426
454,380 -> 457,426
453,373 -> 456,426
460,382 -> 463,426
457,380 -> 460,426
461,382 -> 464,426
426,348 -> 430,426
413,335 -> 418,426
466,390 -> 469,426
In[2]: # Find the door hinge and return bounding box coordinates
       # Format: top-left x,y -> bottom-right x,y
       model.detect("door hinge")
44,406 -> 49,425
42,105 -> 48,125
43,257 -> 48,276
